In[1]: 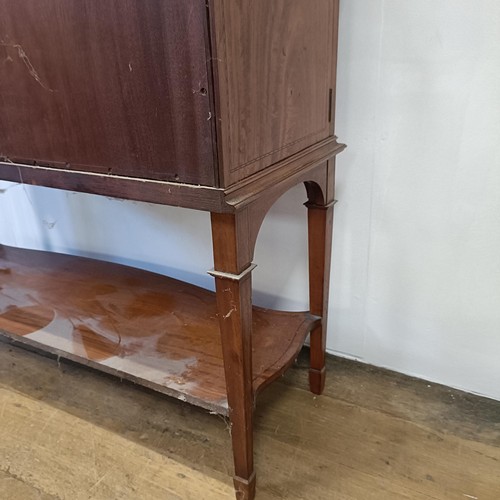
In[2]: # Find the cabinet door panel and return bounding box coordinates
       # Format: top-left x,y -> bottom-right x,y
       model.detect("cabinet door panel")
0,0 -> 216,185
211,0 -> 337,186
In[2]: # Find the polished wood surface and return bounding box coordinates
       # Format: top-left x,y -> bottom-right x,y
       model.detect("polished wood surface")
307,160 -> 336,395
0,0 -> 215,185
211,0 -> 338,185
0,245 -> 319,415
0,0 -> 342,191
211,211 -> 256,499
0,137 -> 344,213
0,2 -> 343,498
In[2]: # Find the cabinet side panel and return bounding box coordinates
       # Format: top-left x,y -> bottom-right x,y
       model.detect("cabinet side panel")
0,0 -> 216,186
211,0 -> 337,187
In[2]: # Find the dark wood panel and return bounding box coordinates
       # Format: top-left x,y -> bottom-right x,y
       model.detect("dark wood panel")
0,244 -> 319,415
210,0 -> 337,186
0,137 -> 344,212
0,161 -> 226,212
0,0 -> 216,185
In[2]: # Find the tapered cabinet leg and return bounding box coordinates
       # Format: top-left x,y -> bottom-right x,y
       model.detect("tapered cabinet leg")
210,212 -> 256,500
307,201 -> 334,395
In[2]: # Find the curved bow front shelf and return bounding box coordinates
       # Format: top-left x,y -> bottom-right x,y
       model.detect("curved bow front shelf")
0,245 -> 319,415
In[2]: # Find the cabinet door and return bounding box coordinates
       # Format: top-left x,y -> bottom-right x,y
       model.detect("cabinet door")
0,0 -> 216,186
210,0 -> 338,187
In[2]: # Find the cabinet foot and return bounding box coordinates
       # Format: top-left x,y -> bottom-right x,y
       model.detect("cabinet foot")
309,365 -> 326,395
234,472 -> 256,500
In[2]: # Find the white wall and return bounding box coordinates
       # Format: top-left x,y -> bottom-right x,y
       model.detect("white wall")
1,0 -> 499,400
333,0 -> 500,399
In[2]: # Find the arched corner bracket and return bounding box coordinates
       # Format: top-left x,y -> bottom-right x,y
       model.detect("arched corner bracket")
220,162 -> 333,267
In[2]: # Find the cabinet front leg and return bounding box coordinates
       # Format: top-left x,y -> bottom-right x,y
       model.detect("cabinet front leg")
210,212 -> 256,500
307,202 -> 334,395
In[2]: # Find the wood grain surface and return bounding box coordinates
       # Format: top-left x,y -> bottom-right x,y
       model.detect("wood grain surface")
0,0 -> 215,185
210,0 -> 337,185
0,137 -> 344,213
0,3 -> 345,498
0,0 -> 343,196
307,197 -> 335,395
0,245 -> 318,415
1,345 -> 499,499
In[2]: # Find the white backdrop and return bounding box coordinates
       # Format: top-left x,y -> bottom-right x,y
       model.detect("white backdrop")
1,0 -> 499,400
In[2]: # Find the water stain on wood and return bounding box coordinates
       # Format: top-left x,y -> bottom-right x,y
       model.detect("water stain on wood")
0,305 -> 55,336
0,244 -> 319,414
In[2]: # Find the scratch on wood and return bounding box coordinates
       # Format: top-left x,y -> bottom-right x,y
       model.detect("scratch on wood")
0,39 -> 56,92
223,306 -> 236,319
88,472 -> 109,491
90,426 -> 99,482
33,408 -> 58,445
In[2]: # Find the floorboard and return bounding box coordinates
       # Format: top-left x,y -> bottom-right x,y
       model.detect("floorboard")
1,339 -> 499,499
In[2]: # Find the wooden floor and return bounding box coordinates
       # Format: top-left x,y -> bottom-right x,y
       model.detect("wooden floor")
1,339 -> 499,500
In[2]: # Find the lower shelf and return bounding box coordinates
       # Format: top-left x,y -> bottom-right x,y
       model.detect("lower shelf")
0,245 -> 318,415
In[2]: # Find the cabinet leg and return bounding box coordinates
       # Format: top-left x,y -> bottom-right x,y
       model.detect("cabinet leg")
307,202 -> 334,395
210,212 -> 256,500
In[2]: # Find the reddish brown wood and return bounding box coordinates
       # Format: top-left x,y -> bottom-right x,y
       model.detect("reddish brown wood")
224,161 -> 331,275
211,211 -> 256,499
208,158 -> 334,496
330,0 -> 341,136
307,160 -> 336,395
224,137 -> 344,210
0,0 -> 215,185
0,161 -> 227,212
0,137 -> 344,214
0,244 -> 318,416
0,0 -> 342,192
209,0 -> 337,186
0,2 -> 343,499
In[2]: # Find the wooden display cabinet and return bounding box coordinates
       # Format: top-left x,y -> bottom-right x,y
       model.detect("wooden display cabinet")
0,1 -> 345,498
